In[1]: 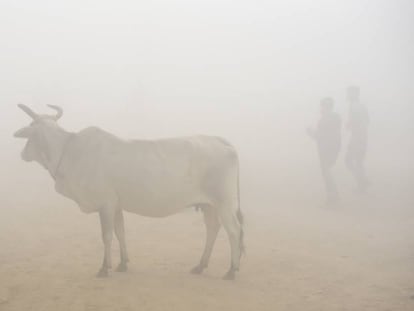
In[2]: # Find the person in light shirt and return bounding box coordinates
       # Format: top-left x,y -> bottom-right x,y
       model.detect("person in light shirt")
345,86 -> 370,193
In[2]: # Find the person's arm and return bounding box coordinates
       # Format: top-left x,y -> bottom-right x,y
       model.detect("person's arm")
362,104 -> 370,126
335,115 -> 342,147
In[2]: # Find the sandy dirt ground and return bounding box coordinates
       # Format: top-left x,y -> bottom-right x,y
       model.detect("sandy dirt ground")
1,183 -> 414,311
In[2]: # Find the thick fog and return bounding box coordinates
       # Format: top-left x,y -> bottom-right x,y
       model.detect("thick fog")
1,1 -> 413,310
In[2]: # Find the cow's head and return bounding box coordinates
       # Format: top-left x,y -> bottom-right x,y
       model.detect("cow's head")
14,104 -> 63,166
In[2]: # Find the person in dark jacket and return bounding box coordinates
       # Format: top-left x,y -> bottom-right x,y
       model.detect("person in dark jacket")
308,97 -> 342,204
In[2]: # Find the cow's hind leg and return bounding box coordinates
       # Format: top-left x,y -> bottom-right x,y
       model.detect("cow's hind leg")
97,206 -> 115,278
218,206 -> 243,280
114,209 -> 129,272
191,205 -> 220,275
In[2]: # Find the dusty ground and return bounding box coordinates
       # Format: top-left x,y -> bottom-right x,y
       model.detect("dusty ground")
1,183 -> 414,311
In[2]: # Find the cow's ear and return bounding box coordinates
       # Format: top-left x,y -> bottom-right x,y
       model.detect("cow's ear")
14,126 -> 34,138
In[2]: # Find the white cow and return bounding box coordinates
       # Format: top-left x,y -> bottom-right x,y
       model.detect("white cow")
14,104 -> 244,280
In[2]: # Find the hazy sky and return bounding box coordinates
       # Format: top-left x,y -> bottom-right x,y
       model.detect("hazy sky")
1,0 -> 413,206
1,1 -> 412,104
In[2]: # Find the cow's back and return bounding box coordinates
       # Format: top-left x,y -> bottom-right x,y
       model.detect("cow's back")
56,129 -> 238,216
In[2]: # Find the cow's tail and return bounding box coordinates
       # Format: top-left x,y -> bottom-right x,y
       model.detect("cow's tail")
236,161 -> 245,256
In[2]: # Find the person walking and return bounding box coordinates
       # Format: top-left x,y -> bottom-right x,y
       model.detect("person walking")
308,97 -> 342,204
345,86 -> 370,193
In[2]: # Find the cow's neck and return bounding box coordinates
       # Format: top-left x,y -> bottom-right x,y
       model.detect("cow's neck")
41,127 -> 72,179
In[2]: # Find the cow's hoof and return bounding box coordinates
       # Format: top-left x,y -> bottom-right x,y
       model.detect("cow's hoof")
190,265 -> 204,275
116,263 -> 128,272
96,268 -> 109,278
222,270 -> 236,280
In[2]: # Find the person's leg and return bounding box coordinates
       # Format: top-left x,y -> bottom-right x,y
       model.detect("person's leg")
345,141 -> 356,176
321,161 -> 339,203
354,139 -> 369,192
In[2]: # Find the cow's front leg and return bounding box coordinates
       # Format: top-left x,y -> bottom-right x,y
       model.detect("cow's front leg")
114,209 -> 129,272
97,205 -> 115,278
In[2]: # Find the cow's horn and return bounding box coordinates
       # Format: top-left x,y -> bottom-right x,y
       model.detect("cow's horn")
47,105 -> 63,120
18,104 -> 39,120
